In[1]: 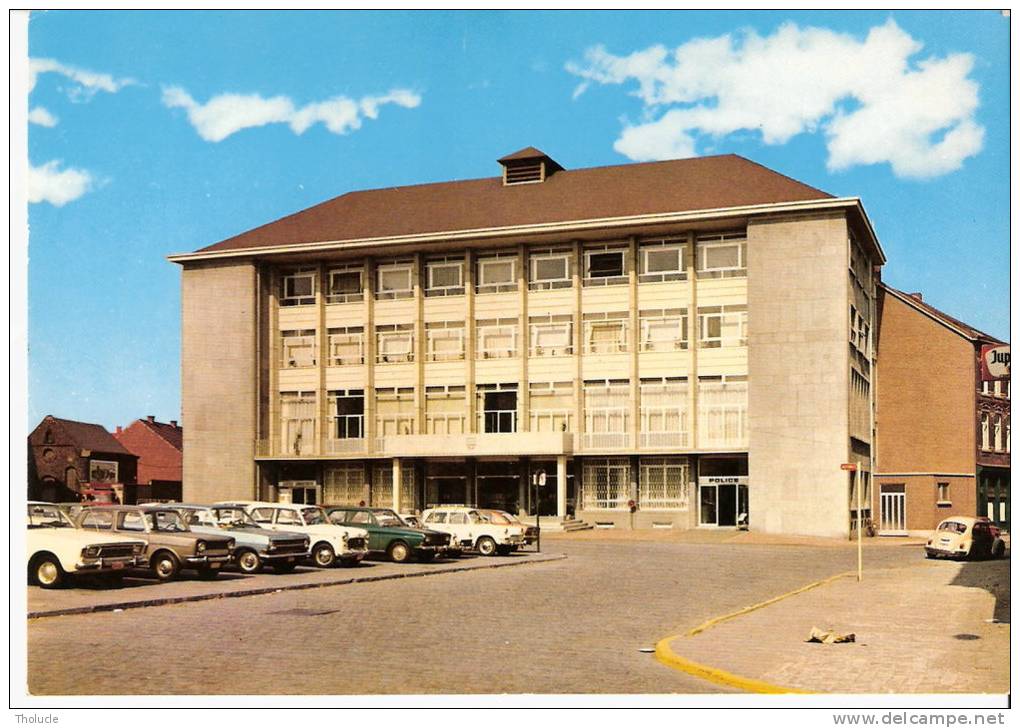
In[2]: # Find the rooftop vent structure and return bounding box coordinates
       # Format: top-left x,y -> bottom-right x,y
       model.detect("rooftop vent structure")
498,147 -> 563,186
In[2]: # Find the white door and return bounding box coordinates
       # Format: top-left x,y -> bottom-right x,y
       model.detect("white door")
879,485 -> 907,535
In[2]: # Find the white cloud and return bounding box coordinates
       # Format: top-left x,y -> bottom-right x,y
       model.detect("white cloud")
28,106 -> 58,127
162,86 -> 422,142
29,57 -> 136,101
28,160 -> 94,206
566,20 -> 983,178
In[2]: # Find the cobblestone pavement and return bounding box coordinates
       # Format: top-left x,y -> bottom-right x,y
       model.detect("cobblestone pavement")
673,556 -> 1010,694
27,539 -> 921,695
27,551 -> 560,617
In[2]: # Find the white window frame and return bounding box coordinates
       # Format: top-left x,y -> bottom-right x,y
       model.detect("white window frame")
281,269 -> 317,306
639,242 -> 686,282
376,263 -> 414,299
476,319 -> 518,359
585,317 -> 628,354
639,457 -> 690,511
698,307 -> 747,348
639,379 -> 689,448
327,327 -> 364,366
936,481 -> 951,505
529,318 -> 573,357
529,252 -> 572,290
376,326 -> 414,364
476,256 -> 517,293
281,330 -> 317,368
326,267 -> 363,304
426,260 -> 465,296
696,234 -> 747,277
981,413 -> 990,451
280,391 -> 317,456
581,458 -> 630,511
697,376 -> 748,449
640,313 -> 687,352
426,323 -> 465,361
327,389 -> 365,441
583,248 -> 627,286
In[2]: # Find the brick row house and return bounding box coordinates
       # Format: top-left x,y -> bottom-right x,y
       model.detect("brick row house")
114,416 -> 184,502
874,285 -> 1010,534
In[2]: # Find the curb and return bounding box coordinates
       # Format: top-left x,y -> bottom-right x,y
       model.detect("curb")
654,570 -> 854,694
28,553 -> 567,620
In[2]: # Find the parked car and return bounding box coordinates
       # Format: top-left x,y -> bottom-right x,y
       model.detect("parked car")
925,516 -> 1007,560
170,505 -> 311,574
420,506 -> 526,556
218,501 -> 369,568
77,505 -> 235,581
324,506 -> 452,563
475,509 -> 538,548
400,514 -> 423,528
27,501 -> 146,588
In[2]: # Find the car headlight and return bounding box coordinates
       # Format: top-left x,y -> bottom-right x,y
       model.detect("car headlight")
196,541 -> 207,553
83,546 -> 101,558
342,533 -> 349,543
228,539 -> 236,551
303,538 -> 311,549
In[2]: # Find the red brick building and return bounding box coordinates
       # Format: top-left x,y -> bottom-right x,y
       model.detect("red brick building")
874,285 -> 1009,534
28,415 -> 138,503
114,416 -> 184,502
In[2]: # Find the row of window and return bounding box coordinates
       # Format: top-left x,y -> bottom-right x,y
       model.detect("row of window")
279,233 -> 748,306
849,304 -> 871,356
980,412 -> 1011,453
275,377 -> 748,455
280,307 -> 747,367
980,380 -> 1011,400
579,457 -> 692,511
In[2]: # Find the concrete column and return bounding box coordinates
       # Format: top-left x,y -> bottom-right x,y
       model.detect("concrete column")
686,231 -> 698,449
519,457 -> 529,516
414,253 -> 425,434
465,250 -> 477,433
628,237 -> 639,451
556,455 -> 567,519
392,458 -> 402,513
518,243 -> 529,431
364,258 -> 377,453
268,267 -> 280,456
572,241 -> 583,446
317,262 -> 327,455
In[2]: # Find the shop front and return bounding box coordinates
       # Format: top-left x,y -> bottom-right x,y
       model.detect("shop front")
696,456 -> 749,528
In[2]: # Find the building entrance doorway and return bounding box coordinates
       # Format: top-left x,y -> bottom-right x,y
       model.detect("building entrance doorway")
697,478 -> 748,527
426,476 -> 467,507
879,484 -> 907,535
475,461 -> 520,513
279,481 -> 320,505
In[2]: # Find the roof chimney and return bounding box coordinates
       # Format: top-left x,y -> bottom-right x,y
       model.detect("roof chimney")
498,147 -> 563,186
170,420 -> 178,428
908,292 -> 923,302
146,415 -> 155,423
115,426 -> 122,435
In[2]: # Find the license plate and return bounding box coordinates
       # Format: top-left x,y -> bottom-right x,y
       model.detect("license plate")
210,562 -> 222,569
111,562 -> 125,570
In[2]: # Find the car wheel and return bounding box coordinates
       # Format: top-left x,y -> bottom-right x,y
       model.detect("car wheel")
476,536 -> 497,557
388,541 -> 411,564
418,551 -> 436,562
236,549 -> 262,575
152,551 -> 180,582
31,554 -> 65,588
312,542 -> 336,568
272,562 -> 298,574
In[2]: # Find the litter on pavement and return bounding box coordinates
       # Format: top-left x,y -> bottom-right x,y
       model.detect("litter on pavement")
806,626 -> 855,644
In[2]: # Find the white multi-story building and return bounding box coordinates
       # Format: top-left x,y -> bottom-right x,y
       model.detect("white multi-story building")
170,147 -> 885,536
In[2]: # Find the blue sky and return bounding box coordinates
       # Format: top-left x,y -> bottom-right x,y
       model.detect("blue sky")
24,10 -> 1010,430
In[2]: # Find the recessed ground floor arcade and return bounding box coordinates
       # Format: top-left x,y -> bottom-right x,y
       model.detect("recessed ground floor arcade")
254,453 -> 748,529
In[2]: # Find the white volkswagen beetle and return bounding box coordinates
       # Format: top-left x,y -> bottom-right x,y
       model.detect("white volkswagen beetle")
420,506 -> 526,556
217,501 -> 369,568
27,501 -> 146,588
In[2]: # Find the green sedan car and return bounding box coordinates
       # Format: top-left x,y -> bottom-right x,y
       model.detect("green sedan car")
324,507 -> 452,563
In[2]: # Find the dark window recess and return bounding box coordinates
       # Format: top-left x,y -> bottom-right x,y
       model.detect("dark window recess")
588,252 -> 624,278
483,391 -> 517,433
334,393 -> 364,439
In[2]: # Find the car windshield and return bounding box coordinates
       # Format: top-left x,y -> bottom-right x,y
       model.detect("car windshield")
301,507 -> 327,525
213,507 -> 258,528
937,521 -> 968,534
484,511 -> 513,525
374,510 -> 404,527
145,510 -> 189,532
181,509 -> 217,527
27,504 -> 74,528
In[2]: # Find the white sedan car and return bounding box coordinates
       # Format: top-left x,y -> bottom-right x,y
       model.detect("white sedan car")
27,501 -> 146,588
217,501 -> 369,568
421,506 -> 526,556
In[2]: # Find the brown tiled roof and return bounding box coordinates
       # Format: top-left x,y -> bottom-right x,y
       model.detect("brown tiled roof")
882,284 -> 1005,344
46,416 -> 134,456
197,154 -> 833,254
140,418 -> 183,451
